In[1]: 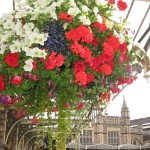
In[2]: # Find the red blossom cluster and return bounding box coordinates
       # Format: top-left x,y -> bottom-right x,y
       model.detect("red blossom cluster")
108,0 -> 128,11
0,76 -> 5,90
44,52 -> 65,70
4,52 -> 19,68
58,13 -> 73,23
93,21 -> 108,32
66,25 -> 94,43
74,61 -> 95,87
99,92 -> 111,103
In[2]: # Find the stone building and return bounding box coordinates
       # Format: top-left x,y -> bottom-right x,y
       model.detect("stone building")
79,99 -> 143,146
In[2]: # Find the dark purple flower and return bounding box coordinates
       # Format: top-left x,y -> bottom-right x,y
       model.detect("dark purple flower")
0,95 -> 11,104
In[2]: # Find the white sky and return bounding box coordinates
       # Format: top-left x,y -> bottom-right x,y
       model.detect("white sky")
0,0 -> 150,120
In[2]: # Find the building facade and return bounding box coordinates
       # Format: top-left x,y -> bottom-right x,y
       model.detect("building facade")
80,99 -> 143,146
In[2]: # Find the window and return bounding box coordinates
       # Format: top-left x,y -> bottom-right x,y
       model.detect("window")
108,131 -> 119,145
80,130 -> 92,144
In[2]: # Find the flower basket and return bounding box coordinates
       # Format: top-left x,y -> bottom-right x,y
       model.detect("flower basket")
0,0 -> 147,149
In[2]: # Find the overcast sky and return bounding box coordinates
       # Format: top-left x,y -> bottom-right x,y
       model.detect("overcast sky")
0,0 -> 150,120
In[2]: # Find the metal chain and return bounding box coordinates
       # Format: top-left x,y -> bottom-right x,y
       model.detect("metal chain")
13,0 -> 16,10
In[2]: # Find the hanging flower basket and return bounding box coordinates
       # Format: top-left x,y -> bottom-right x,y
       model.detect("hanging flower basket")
0,0 -> 147,149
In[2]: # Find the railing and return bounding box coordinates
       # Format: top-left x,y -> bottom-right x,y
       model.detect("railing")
67,142 -> 150,149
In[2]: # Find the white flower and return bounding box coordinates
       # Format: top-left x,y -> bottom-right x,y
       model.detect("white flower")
81,5 -> 91,12
95,0 -> 107,5
23,23 -> 34,34
23,58 -> 33,72
28,33 -> 47,45
33,0 -> 51,8
105,19 -> 114,29
1,32 -> 13,43
0,45 -> 6,54
30,15 -> 38,20
69,0 -> 76,7
63,23 -> 68,30
37,34 -> 47,45
3,20 -> 15,30
79,15 -> 91,25
39,50 -> 47,59
56,0 -> 64,7
24,47 -> 47,58
9,41 -> 22,53
46,6 -> 57,20
93,7 -> 99,14
1,13 -> 14,22
68,7 -> 81,16
15,22 -> 26,36
15,10 -> 27,18
96,14 -> 103,23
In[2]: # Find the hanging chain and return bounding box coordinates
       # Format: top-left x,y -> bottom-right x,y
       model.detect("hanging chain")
13,0 -> 16,10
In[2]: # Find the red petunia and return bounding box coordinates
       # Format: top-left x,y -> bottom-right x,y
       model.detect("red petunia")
77,102 -> 84,109
44,52 -> 65,70
117,0 -> 127,11
76,25 -> 94,43
103,42 -> 114,56
58,13 -> 73,23
92,37 -> 99,47
52,107 -> 58,112
99,92 -> 111,102
93,21 -> 107,32
108,0 -> 115,4
66,25 -> 94,44
75,71 -> 87,86
64,102 -> 71,108
32,117 -> 39,124
0,76 -> 5,90
32,60 -> 37,70
70,43 -> 92,60
100,64 -> 112,76
74,61 -> 86,74
4,52 -> 19,68
119,42 -> 128,53
11,76 -> 23,85
86,73 -> 95,84
107,36 -> 120,51
55,54 -> 65,67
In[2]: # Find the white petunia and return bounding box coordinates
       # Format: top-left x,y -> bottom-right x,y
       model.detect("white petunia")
39,50 -> 47,59
68,7 -> 81,16
56,0 -> 64,7
30,15 -> 38,20
95,0 -> 107,5
81,5 -> 91,12
0,45 -> 6,54
36,34 -> 48,45
28,33 -> 39,44
23,58 -> 33,72
15,10 -> 27,19
96,14 -> 103,24
3,20 -> 15,30
28,33 -> 47,45
1,13 -> 14,22
31,48 -> 42,58
93,7 -> 99,14
1,32 -> 13,43
23,23 -> 34,34
9,41 -> 22,53
79,15 -> 91,25
105,19 -> 113,29
15,22 -> 26,36
69,0 -> 76,7
33,0 -> 50,8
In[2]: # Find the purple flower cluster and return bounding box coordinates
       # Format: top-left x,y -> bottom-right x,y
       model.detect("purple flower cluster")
44,21 -> 68,55
0,95 -> 11,104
